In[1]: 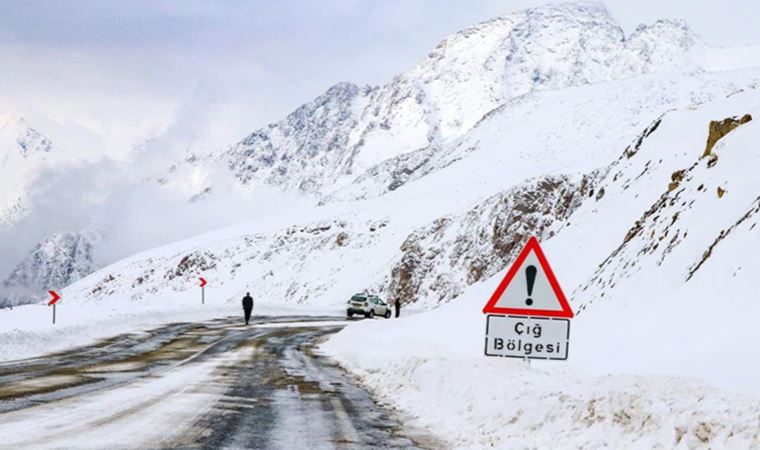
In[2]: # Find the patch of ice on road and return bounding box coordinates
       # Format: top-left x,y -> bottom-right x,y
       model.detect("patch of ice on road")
0,350 -> 231,449
255,320 -> 348,329
269,388 -> 336,450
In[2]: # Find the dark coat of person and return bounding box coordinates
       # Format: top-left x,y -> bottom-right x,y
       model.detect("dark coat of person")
242,294 -> 254,324
394,299 -> 401,318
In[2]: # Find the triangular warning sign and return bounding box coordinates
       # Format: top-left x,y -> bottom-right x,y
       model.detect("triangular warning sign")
482,236 -> 574,318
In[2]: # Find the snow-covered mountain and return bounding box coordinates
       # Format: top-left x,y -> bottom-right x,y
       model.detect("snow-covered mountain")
169,2 -> 716,201
0,113 -> 55,227
7,3 -> 755,311
54,2 -> 760,314
0,111 -> 104,227
1,232 -> 95,307
0,111 -> 107,300
0,113 -> 53,160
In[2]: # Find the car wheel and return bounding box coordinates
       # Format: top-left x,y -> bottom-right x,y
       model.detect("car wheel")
348,311 -> 353,318
384,310 -> 391,319
368,310 -> 375,319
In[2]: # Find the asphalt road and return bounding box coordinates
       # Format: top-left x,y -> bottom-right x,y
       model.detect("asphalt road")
0,316 -> 432,450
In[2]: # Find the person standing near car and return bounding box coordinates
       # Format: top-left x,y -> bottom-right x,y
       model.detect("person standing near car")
242,292 -> 254,325
394,298 -> 401,318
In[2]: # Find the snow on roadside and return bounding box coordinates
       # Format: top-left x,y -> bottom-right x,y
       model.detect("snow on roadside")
321,293 -> 760,449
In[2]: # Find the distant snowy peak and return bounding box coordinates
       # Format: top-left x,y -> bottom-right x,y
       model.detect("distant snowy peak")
625,19 -> 701,69
0,113 -> 54,162
5,232 -> 95,287
0,112 -> 56,228
1,232 -> 95,307
413,2 -> 700,106
220,82 -> 374,192
194,2 -> 718,198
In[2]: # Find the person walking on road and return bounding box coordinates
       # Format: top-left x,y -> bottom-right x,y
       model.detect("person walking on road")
394,298 -> 401,318
242,292 -> 254,325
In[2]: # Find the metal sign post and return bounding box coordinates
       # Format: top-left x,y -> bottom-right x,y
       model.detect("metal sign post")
48,290 -> 60,325
199,277 -> 207,304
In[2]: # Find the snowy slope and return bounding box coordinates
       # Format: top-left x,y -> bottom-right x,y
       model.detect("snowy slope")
34,3 -> 760,318
6,3 -> 758,314
556,92 -> 760,390
321,88 -> 760,449
375,173 -> 596,308
74,67 -> 759,318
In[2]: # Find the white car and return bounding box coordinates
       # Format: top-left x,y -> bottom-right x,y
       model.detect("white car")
346,294 -> 392,319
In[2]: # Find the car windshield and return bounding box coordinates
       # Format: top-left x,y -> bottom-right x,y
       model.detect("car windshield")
351,295 -> 366,302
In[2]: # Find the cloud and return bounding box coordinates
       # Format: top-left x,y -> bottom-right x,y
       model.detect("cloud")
0,89 -> 310,300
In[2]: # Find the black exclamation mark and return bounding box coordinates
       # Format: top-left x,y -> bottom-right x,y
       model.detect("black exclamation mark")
525,265 -> 537,306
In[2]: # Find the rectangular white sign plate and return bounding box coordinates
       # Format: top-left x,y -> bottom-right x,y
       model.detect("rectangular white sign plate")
484,314 -> 570,360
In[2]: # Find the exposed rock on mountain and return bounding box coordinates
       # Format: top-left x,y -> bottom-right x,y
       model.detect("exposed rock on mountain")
0,198 -> 26,229
75,219 -> 395,305
1,232 -> 95,307
380,174 -> 596,306
0,113 -> 54,164
67,169 -> 601,310
703,114 -> 752,157
569,99 -> 760,317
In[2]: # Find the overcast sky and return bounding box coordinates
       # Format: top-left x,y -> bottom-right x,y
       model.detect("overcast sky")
1,0 -> 758,154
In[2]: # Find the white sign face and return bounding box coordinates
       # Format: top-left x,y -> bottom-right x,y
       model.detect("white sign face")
485,315 -> 570,360
489,250 -> 564,313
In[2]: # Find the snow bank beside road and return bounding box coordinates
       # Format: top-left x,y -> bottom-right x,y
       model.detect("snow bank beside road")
321,294 -> 760,449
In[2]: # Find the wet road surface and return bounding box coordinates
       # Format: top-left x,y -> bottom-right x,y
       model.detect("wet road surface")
0,316 -> 432,449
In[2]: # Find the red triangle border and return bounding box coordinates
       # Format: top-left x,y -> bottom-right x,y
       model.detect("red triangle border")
482,236 -> 574,318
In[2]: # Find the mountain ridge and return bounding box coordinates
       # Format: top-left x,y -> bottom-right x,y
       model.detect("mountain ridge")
172,2 -> 709,199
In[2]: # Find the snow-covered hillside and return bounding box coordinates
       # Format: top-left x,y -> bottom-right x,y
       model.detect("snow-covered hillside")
3,2 -> 760,446
34,2 -> 760,316
322,88 -> 760,449
59,70 -> 760,316
7,2 -> 760,312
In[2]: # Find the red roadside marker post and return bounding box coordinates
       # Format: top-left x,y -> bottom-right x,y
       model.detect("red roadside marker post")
482,236 -> 574,361
199,277 -> 207,304
48,290 -> 61,324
